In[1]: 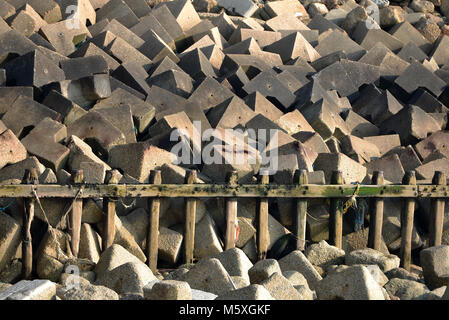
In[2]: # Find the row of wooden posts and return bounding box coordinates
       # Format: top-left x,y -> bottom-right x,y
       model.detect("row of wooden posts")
9,168 -> 448,279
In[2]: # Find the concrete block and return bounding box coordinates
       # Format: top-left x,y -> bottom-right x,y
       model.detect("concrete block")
96,0 -> 139,28
79,223 -> 102,264
393,61 -> 446,101
188,76 -> 235,112
69,42 -> 120,71
42,90 -> 87,127
415,158 -> 449,180
94,88 -> 155,134
315,29 -> 366,61
342,110 -> 379,138
40,19 -> 90,56
194,214 -> 223,259
131,14 -> 173,49
59,281 -> 119,300
27,0 -> 61,23
51,74 -> 112,108
210,12 -> 236,41
316,265 -> 385,300
147,56 -> 184,78
36,228 -> 73,282
384,277 -> 429,300
243,91 -> 283,122
60,56 -> 108,81
363,134 -> 401,156
148,86 -> 212,132
21,118 -> 70,172
146,280 -> 192,300
313,152 -> 367,184
243,71 -> 297,111
162,0 -> 202,32
94,105 -> 136,144
300,97 -> 349,140
264,0 -> 309,21
0,212 -> 21,273
216,284 -> 274,300
389,21 -> 432,54
178,48 -> 216,80
379,105 -> 440,145
248,259 -> 281,284
158,227 -> 183,265
346,248 -> 400,273
353,86 -> 404,125
266,32 -> 320,64
384,145 -> 421,172
278,250 -> 322,290
0,129 -> 26,170
151,4 -> 184,41
183,258 -> 235,295
364,153 -> 404,183
429,35 -> 449,66
0,156 -> 45,184
95,33 -> 151,68
7,5 -> 46,37
67,135 -> 111,172
1,95 -> 61,138
112,62 -> 151,96
0,29 -> 38,65
207,96 -> 256,129
260,272 -> 303,300
420,246 -> 449,290
313,59 -> 379,98
217,0 -> 258,18
138,29 -> 179,63
123,0 -> 151,18
214,248 -> 253,282
67,110 -> 125,155
0,280 -> 56,300
228,28 -> 282,48
95,261 -> 155,296
4,50 -> 65,88
340,134 -> 381,164
294,131 -> 330,154
108,142 -> 175,182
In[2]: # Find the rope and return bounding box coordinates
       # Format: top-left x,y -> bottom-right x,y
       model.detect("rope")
32,186 -> 84,262
0,199 -> 14,212
355,199 -> 368,233
59,187 -> 84,231
118,197 -> 137,210
306,211 -> 328,222
342,183 -> 361,215
308,183 -> 362,222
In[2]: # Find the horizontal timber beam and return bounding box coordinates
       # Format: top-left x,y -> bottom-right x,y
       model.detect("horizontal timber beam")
0,183 -> 442,199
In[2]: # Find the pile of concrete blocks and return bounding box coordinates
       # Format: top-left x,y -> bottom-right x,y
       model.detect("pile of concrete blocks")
0,0 -> 449,300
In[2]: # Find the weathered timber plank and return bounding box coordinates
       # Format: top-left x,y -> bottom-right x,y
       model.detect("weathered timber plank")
0,184 -> 422,198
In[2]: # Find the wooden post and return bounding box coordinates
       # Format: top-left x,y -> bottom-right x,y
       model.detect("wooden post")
22,168 -> 38,279
329,171 -> 344,248
184,170 -> 197,264
256,171 -> 269,260
147,170 -> 161,273
400,171 -> 416,271
429,171 -> 446,247
69,170 -> 84,257
103,170 -> 120,251
368,171 -> 384,251
295,169 -> 308,251
225,171 -> 238,251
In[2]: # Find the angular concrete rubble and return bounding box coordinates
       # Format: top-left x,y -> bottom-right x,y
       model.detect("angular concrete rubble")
0,0 -> 449,302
